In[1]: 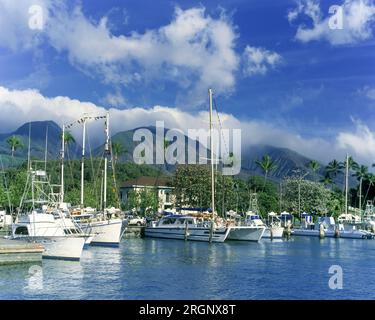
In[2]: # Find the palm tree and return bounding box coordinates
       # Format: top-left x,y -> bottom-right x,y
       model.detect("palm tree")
255,154 -> 277,187
321,174 -> 333,189
307,160 -> 320,181
325,159 -> 343,181
111,142 -> 125,165
63,130 -> 75,146
353,165 -> 369,210
6,135 -> 23,158
347,156 -> 359,172
363,173 -> 375,205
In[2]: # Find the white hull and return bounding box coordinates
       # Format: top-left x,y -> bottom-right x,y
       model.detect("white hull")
263,226 -> 284,239
12,236 -> 85,260
339,230 -> 373,239
78,219 -> 124,246
145,226 -> 230,242
292,229 -> 336,237
227,226 -> 265,242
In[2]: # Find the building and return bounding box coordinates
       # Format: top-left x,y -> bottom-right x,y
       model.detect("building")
120,176 -> 174,212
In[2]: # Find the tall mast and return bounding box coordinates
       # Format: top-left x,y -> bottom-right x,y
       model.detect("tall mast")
209,88 -> 215,216
345,154 -> 349,215
44,125 -> 48,172
103,112 -> 109,212
27,123 -> 31,171
60,124 -> 65,203
80,118 -> 86,210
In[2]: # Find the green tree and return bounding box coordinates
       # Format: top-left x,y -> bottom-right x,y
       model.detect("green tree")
353,165 -> 369,210
111,142 -> 125,164
326,159 -> 343,180
255,154 -> 277,188
6,136 -> 23,158
283,177 -> 332,217
307,160 -> 320,181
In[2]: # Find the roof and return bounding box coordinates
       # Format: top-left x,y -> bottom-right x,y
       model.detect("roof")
121,176 -> 172,188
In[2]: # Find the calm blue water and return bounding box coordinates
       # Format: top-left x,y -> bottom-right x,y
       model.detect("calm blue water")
1,236 -> 375,300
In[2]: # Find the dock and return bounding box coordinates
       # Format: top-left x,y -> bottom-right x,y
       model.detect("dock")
0,238 -> 44,265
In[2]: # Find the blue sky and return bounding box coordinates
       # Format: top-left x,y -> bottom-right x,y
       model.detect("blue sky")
0,0 -> 374,165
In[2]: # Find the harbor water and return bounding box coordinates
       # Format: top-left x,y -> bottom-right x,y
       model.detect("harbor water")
1,236 -> 375,300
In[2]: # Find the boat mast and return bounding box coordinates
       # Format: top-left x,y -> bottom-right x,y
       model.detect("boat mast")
44,125 -> 48,172
209,89 -> 215,216
103,112 -> 109,212
80,118 -> 86,211
345,154 -> 349,215
60,124 -> 65,203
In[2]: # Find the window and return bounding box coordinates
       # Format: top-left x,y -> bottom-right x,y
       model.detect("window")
15,226 -> 29,235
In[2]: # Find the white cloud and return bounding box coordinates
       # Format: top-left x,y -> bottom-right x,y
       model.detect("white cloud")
101,90 -> 127,108
0,2 -> 283,107
1,85 -> 373,166
288,0 -> 375,45
45,5 -> 239,106
242,46 -> 282,76
358,85 -> 375,99
0,0 -> 50,51
337,120 -> 375,161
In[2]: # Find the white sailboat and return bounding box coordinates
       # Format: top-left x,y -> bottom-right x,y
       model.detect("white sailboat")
66,113 -> 124,246
145,89 -> 232,242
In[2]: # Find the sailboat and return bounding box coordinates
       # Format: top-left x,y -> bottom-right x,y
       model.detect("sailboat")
145,89 -> 232,242
9,126 -> 85,260
67,113 -> 125,246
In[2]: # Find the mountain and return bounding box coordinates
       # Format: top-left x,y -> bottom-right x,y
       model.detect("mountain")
0,120 -> 79,163
0,121 -> 354,187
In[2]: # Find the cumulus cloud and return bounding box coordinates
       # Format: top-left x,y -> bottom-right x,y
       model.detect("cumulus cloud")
337,120 -> 375,161
1,85 -> 372,165
45,5 -> 239,106
357,85 -> 375,99
288,0 -> 375,45
0,0 -> 50,51
242,46 -> 282,76
0,2 -> 283,107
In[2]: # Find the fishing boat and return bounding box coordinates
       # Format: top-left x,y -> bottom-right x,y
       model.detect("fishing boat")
62,113 -> 124,246
245,212 -> 284,239
10,167 -> 86,260
292,215 -> 337,237
145,214 -> 230,242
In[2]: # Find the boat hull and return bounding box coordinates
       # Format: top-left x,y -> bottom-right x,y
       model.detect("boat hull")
292,229 -> 336,237
144,226 -> 229,242
11,236 -> 85,260
226,226 -> 265,242
263,226 -> 284,239
78,219 -> 124,246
